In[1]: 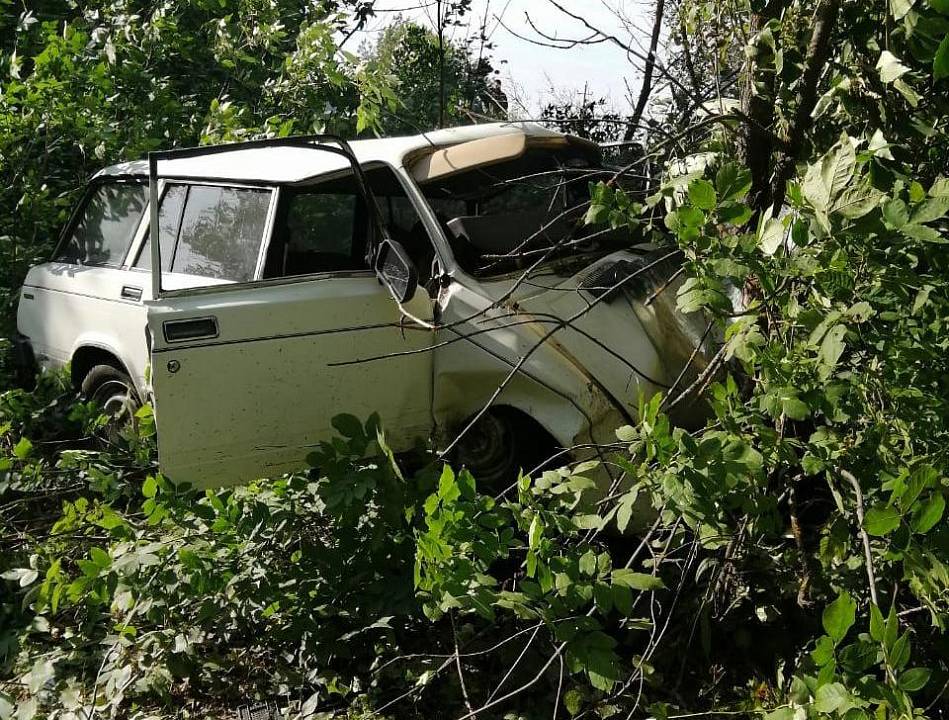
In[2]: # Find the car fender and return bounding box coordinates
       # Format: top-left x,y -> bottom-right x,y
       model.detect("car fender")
69,333 -> 145,397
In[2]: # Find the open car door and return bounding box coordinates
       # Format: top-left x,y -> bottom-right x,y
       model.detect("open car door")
144,137 -> 434,488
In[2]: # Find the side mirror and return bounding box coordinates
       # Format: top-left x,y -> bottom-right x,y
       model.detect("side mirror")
373,237 -> 418,304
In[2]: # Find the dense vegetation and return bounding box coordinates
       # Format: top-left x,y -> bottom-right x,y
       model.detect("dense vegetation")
2,0 -> 949,719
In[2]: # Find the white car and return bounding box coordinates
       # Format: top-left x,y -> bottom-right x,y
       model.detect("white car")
15,123 -> 711,488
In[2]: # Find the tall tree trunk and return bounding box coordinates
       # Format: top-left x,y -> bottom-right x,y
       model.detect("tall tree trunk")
437,0 -> 446,128
739,0 -> 788,214
769,0 -> 843,211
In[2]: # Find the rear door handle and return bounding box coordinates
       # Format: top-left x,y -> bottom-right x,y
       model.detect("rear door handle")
163,316 -> 219,343
120,285 -> 143,301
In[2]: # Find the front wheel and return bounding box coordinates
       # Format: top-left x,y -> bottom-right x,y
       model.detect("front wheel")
451,409 -> 555,491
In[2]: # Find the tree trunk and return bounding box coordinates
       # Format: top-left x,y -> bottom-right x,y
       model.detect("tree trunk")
739,0 -> 788,214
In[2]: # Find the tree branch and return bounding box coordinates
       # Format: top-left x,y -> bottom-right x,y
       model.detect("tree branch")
839,468 -> 879,608
625,0 -> 666,142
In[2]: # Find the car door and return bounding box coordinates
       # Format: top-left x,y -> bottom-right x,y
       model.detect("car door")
144,153 -> 434,488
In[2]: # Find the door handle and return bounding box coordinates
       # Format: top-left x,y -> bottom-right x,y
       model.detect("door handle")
163,316 -> 219,343
120,285 -> 143,301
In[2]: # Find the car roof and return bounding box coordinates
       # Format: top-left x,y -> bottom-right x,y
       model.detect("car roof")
94,122 -> 585,185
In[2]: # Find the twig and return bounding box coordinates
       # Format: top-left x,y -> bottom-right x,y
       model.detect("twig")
838,468 -> 879,607
451,613 -> 476,718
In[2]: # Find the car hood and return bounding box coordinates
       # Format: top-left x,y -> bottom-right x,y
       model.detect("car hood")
481,250 -> 722,426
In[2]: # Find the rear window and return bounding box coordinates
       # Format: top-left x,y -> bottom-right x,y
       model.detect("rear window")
135,184 -> 272,283
56,182 -> 146,266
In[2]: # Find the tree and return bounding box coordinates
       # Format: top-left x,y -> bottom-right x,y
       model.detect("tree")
363,18 -> 507,134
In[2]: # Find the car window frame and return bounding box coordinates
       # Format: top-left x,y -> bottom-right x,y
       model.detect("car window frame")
147,160 -> 444,300
51,175 -> 149,268
131,179 -> 278,293
248,161 -> 442,290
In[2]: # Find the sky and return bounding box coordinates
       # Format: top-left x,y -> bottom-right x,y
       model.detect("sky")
354,0 -> 650,117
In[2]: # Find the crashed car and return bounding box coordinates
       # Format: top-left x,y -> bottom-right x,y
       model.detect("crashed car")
15,122 -> 713,488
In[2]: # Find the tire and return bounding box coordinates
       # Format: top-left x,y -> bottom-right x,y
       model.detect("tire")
80,363 -> 140,424
452,409 -> 555,491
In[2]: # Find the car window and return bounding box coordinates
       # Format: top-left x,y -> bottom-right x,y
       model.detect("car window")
135,184 -> 271,282
264,166 -> 435,283
272,192 -> 361,276
56,182 -> 147,266
134,184 -> 187,271
171,186 -> 271,282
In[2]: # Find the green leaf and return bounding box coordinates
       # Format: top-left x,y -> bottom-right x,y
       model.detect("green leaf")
935,33 -> 949,81
818,324 -> 847,378
877,50 -> 911,83
885,604 -> 899,652
331,413 -> 364,439
611,569 -> 665,591
930,177 -> 949,197
579,550 -> 597,577
890,632 -> 911,669
883,198 -> 910,229
715,163 -> 752,202
912,196 -> 949,223
528,515 -> 544,550
616,426 -> 637,443
814,682 -> 850,713
894,78 -> 921,106
901,223 -> 946,243
864,505 -> 902,536
822,592 -> 857,643
929,0 -> 949,13
759,216 -> 787,255
438,465 -> 460,503
823,138 -> 857,199
89,547 -> 111,569
891,0 -> 916,19
781,395 -> 810,421
811,635 -> 836,666
899,667 -> 931,692
834,186 -> 881,218
142,475 -> 157,499
912,493 -> 945,533
688,179 -> 717,210
12,437 -> 32,460
676,206 -> 707,228
803,159 -> 831,210
564,688 -> 583,716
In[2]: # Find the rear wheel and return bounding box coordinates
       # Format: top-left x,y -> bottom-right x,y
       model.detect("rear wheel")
80,364 -> 139,425
452,408 -> 556,491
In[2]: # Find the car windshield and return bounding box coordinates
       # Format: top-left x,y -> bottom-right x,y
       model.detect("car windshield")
416,146 -> 643,278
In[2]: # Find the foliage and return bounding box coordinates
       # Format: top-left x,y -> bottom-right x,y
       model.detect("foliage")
362,19 -> 507,134
1,379 -> 445,717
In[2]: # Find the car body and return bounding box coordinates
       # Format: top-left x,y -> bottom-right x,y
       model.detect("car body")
16,122 -> 713,488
